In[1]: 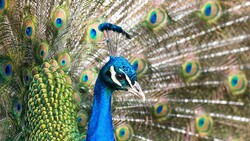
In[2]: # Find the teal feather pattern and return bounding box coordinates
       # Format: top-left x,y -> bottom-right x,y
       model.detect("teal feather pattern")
0,0 -> 250,140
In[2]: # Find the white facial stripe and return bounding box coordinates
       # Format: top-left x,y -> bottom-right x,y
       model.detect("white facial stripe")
119,68 -> 133,88
110,66 -> 122,87
118,69 -> 146,101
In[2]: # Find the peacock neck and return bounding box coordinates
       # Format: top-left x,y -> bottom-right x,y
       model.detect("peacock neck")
87,75 -> 115,141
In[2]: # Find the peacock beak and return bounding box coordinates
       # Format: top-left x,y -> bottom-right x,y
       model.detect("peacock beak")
128,81 -> 146,101
118,68 -> 146,101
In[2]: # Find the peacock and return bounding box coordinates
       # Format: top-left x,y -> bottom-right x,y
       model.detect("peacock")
0,0 -> 250,140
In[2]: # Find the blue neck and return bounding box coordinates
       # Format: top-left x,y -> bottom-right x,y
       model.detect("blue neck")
87,75 -> 115,141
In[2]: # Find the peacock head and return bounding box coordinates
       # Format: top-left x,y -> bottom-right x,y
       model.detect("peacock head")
100,56 -> 145,100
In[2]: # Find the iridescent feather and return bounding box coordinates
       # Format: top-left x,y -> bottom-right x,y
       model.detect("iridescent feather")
0,0 -> 250,141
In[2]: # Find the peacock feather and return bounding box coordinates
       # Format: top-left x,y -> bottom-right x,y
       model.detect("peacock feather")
1,0 -> 250,141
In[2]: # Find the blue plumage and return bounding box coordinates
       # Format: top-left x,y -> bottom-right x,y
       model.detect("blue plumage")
87,75 -> 114,141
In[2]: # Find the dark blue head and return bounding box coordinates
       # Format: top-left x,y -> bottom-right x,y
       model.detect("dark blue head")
100,56 -> 145,100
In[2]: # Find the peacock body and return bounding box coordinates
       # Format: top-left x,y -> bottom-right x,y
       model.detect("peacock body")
0,0 -> 250,141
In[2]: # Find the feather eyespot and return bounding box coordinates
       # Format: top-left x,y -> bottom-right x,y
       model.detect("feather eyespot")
12,99 -> 22,118
55,18 -> 63,28
82,74 -> 88,82
228,71 -> 247,96
80,69 -> 97,88
150,11 -> 157,24
73,92 -> 82,105
131,58 -> 148,76
51,6 -> 68,30
0,0 -> 5,10
26,26 -> 32,36
57,52 -> 71,70
22,17 -> 36,39
90,28 -> 97,39
4,64 -> 11,76
86,21 -> 104,43
0,59 -> 13,81
152,102 -> 171,122
61,60 -> 66,66
17,102 -> 22,112
77,111 -> 88,127
145,8 -> 168,30
35,42 -> 49,62
201,1 -> 222,22
181,59 -> 201,82
22,68 -> 31,85
195,115 -> 213,137
0,0 -> 7,13
133,61 -> 138,70
115,124 -> 133,141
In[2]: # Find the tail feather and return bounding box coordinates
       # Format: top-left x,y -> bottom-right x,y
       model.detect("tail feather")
0,0 -> 250,140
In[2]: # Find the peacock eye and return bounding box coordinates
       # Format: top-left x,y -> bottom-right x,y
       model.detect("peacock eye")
227,71 -> 247,96
201,1 -> 222,22
86,21 -> 104,43
22,68 -> 31,85
57,52 -> 71,71
73,92 -> 82,105
131,57 -> 148,77
1,59 -> 13,81
115,124 -> 133,141
51,6 -> 68,30
181,59 -> 201,82
80,69 -> 98,88
195,115 -> 213,137
12,99 -> 22,119
115,73 -> 125,81
152,102 -> 171,122
0,0 -> 7,13
145,8 -> 167,30
77,110 -> 89,127
22,17 -> 35,39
